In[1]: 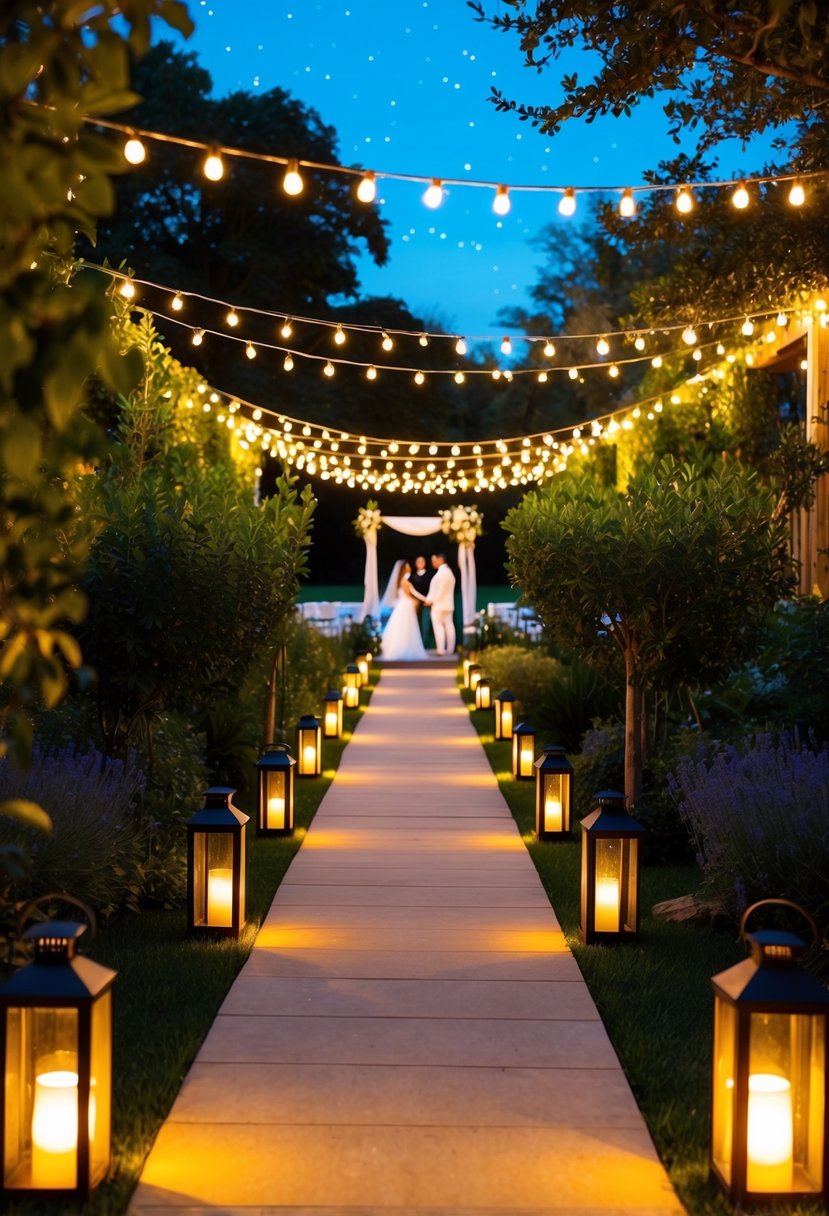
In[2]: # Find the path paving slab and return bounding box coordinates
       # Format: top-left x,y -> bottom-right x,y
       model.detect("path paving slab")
130,667 -> 683,1215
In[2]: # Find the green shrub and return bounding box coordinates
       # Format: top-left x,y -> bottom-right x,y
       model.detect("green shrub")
571,720 -> 624,819
476,645 -> 561,721
242,615 -> 346,746
537,655 -> 621,753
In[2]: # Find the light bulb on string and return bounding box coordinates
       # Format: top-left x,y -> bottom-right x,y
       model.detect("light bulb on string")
568,367 -> 579,380
731,181 -> 750,209
634,335 -> 646,351
608,364 -> 620,378
455,336 -> 467,355
283,353 -> 294,371
500,336 -> 513,355
454,371 -> 465,384
741,316 -> 755,336
493,184 -> 511,216
619,188 -> 636,218
323,361 -> 335,377
675,185 -> 694,214
419,332 -> 429,347
226,309 -> 239,328
366,365 -> 377,381
283,159 -> 304,195
682,325 -> 697,345
381,332 -> 393,352
596,336 -> 610,357
414,371 -> 425,385
119,278 -> 136,299
788,180 -> 806,207
423,178 -> 443,209
491,368 -> 501,380
537,371 -> 548,383
651,354 -> 663,368
191,328 -> 204,346
356,171 -> 377,203
245,341 -> 256,360
692,348 -> 703,361
334,325 -> 346,346
558,188 -> 576,217
280,318 -> 293,339
171,292 -> 184,312
203,148 -> 225,181
124,134 -> 146,165
716,342 -> 726,355
776,312 -> 789,327
543,340 -> 556,357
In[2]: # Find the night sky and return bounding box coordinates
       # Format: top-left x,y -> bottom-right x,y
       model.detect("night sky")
171,0 -> 777,335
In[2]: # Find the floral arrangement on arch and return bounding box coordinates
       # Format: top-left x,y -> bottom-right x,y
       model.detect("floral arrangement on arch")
354,501 -> 382,539
439,504 -> 483,546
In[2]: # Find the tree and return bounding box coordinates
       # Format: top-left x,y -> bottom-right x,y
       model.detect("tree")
504,458 -> 793,802
0,0 -> 191,805
469,1 -> 829,155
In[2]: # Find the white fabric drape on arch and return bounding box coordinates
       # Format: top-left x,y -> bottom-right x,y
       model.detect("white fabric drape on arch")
359,516 -> 477,628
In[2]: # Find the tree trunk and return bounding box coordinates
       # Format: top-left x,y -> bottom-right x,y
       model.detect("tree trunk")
624,648 -> 642,806
263,640 -> 287,746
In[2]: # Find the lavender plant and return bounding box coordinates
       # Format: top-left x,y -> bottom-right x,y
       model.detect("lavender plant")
668,734 -> 829,923
0,746 -> 147,919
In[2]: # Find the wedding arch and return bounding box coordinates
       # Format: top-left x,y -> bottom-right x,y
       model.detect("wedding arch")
355,504 -> 482,627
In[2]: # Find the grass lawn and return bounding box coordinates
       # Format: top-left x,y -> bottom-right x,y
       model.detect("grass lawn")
5,672 -> 378,1216
461,679 -> 823,1216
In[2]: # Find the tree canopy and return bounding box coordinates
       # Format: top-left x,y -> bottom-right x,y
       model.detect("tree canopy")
470,0 -> 829,155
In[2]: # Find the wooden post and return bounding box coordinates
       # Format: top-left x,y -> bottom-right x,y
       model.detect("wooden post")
803,317 -> 829,597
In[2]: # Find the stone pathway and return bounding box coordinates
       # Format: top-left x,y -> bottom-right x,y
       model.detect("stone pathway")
130,666 -> 683,1216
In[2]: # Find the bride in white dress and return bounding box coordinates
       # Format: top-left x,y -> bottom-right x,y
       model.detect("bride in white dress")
380,560 -> 428,661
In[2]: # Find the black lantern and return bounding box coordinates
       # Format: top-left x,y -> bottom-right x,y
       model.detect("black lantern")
467,663 -> 482,693
711,899 -> 829,1206
297,714 -> 322,777
322,689 -> 344,739
534,745 -> 574,840
474,676 -> 492,711
187,786 -> 248,939
462,655 -> 479,687
342,664 -> 361,710
511,721 -> 536,780
1,896 -> 115,1199
493,689 -> 515,741
255,744 -> 295,836
355,652 -> 370,686
579,789 -> 644,944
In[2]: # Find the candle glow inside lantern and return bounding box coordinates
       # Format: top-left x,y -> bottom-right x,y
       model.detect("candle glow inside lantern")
1,901 -> 115,1199
187,786 -> 249,939
534,745 -> 574,840
467,663 -> 482,693
355,652 -> 370,686
475,676 -> 492,711
511,721 -> 536,780
461,653 -> 479,687
579,790 -> 644,943
297,714 -> 322,777
322,689 -> 344,739
493,689 -> 515,741
255,744 -> 296,836
710,899 -> 829,1206
342,664 -> 361,709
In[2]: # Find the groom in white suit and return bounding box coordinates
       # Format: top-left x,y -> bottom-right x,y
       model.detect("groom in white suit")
425,553 -> 457,655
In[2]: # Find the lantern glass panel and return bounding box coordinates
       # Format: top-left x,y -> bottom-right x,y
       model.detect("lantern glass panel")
746,1011 -> 824,1194
4,1007 -> 79,1189
499,701 -> 513,739
263,771 -> 287,831
518,735 -> 535,778
297,726 -> 321,776
542,772 -> 569,833
323,702 -> 342,738
594,838 -> 622,933
712,995 -> 738,1187
89,992 -> 112,1188
192,832 -> 235,928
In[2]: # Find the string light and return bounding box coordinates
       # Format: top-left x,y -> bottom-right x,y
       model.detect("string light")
280,318 -> 293,339
682,326 -> 697,345
245,341 -> 256,359
171,292 -> 184,312
455,337 -> 467,355
226,309 -> 239,328
323,361 -> 335,377
558,188 -> 576,217
676,186 -> 695,214
651,354 -> 663,368
634,335 -> 646,351
493,184 -> 510,216
123,134 -> 146,165
283,159 -> 304,196
619,188 -> 636,218
608,364 -> 620,378
203,148 -> 224,181
776,312 -> 788,327
419,333 -> 429,347
454,371 -> 465,384
381,332 -> 394,352
366,365 -> 377,380
741,317 -> 755,336
119,279 -> 136,299
191,328 -> 204,346
788,180 -> 806,207
596,337 -> 610,357
414,370 -> 425,385
283,353 -> 294,371
568,367 -> 579,380
500,336 -> 513,355
543,340 -> 556,357
356,171 -> 377,203
423,178 -> 443,209
334,325 -> 346,346
731,182 -> 750,210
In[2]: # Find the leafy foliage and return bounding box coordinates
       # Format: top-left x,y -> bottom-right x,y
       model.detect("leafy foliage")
474,644 -> 561,721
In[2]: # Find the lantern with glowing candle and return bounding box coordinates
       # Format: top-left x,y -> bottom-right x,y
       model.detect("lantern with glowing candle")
534,745 -> 574,840
475,676 -> 492,711
493,689 -> 515,741
322,689 -> 344,739
255,744 -> 295,836
1,896 -> 115,1199
297,714 -> 322,778
467,663 -> 482,694
511,721 -> 536,780
710,899 -> 829,1206
355,652 -> 370,686
187,787 -> 248,939
342,664 -> 361,709
461,653 -> 479,687
579,790 -> 644,944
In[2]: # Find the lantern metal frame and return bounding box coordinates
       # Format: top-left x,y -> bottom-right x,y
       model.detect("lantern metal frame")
342,663 -> 361,710
493,689 -> 515,740
710,899 -> 829,1207
511,721 -> 536,780
579,789 -> 645,944
186,786 -> 249,940
296,714 -> 322,778
0,895 -> 116,1200
354,652 -> 370,686
467,663 -> 482,693
534,745 -> 574,840
322,689 -> 344,739
474,676 -> 492,711
255,743 -> 296,836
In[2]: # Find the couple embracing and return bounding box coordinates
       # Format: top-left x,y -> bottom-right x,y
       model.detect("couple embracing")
380,554 -> 456,661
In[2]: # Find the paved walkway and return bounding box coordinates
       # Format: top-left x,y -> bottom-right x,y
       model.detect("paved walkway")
130,667 -> 682,1216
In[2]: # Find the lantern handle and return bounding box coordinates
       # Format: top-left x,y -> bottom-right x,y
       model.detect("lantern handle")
15,892 -> 98,946
260,741 -> 293,756
739,898 -> 819,948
